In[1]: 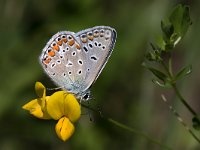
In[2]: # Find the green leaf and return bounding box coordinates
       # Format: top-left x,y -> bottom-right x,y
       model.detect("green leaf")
155,36 -> 166,51
142,63 -> 168,82
159,4 -> 191,50
152,79 -> 172,88
192,116 -> 200,130
145,50 -> 162,62
148,68 -> 168,82
175,65 -> 192,81
150,42 -> 156,50
169,4 -> 191,38
161,20 -> 174,40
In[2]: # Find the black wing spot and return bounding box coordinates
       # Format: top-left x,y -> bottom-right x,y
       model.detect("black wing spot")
78,70 -> 82,75
91,56 -> 97,61
89,43 -> 93,48
68,71 -> 72,75
51,63 -> 56,68
67,60 -> 73,67
102,46 -> 106,49
78,60 -> 83,65
63,73 -> 66,76
68,62 -> 73,66
98,43 -> 101,47
88,32 -> 93,36
72,51 -> 76,56
81,34 -> 87,38
83,46 -> 88,52
68,35 -> 72,40
52,73 -> 56,76
87,68 -> 90,72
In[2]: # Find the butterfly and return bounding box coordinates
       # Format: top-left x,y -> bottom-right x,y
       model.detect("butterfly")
39,26 -> 117,101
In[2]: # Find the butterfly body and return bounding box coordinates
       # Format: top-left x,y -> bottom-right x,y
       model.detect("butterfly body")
39,26 -> 117,101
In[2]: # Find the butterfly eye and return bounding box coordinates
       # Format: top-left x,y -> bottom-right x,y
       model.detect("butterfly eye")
93,29 -> 99,37
80,34 -> 87,43
100,29 -> 104,37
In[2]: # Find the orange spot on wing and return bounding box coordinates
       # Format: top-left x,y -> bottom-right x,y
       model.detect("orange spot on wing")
88,36 -> 94,41
57,41 -> 62,46
75,43 -> 81,49
48,50 -> 55,57
53,45 -> 59,51
62,38 -> 67,43
68,40 -> 75,46
43,57 -> 51,64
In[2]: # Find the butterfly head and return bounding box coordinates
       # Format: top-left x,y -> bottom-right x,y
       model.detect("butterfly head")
76,90 -> 91,101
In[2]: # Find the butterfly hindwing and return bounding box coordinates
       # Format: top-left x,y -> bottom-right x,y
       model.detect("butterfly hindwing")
75,26 -> 117,91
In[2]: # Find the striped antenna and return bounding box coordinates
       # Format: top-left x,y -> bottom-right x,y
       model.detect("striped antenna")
47,86 -> 64,90
161,94 -> 200,142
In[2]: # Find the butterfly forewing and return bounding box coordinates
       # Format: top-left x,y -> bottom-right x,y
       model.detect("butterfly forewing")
39,31 -> 87,93
75,26 -> 117,91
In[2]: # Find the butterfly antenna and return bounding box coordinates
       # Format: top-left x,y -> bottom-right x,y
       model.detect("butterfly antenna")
161,94 -> 200,141
86,101 -> 95,122
47,86 -> 64,91
97,105 -> 103,117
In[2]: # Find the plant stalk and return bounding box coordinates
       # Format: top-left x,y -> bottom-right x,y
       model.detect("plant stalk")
81,103 -> 173,150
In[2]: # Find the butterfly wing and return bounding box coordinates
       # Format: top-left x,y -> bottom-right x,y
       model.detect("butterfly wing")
39,31 -> 87,94
75,26 -> 117,92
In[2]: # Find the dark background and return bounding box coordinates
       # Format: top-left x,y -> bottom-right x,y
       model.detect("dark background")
1,0 -> 200,149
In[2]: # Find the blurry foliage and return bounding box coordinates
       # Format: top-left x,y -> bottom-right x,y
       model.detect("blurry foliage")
1,0 -> 200,150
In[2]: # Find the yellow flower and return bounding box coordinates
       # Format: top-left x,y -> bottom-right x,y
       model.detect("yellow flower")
22,82 -> 81,141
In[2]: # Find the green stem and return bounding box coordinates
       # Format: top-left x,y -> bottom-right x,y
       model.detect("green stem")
161,61 -> 173,78
81,104 -> 173,150
160,60 -> 197,117
161,94 -> 200,143
108,118 -> 173,150
168,56 -> 173,77
172,83 -> 197,116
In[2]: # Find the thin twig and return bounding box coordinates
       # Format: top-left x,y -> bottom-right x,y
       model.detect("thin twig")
161,94 -> 200,143
81,103 -> 173,150
160,61 -> 197,117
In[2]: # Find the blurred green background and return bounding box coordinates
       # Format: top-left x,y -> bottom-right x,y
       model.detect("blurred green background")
1,0 -> 200,149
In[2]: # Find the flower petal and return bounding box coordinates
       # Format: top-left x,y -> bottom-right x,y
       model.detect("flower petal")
46,91 -> 66,120
35,82 -> 46,98
55,117 -> 75,141
64,94 -> 81,123
22,98 -> 51,119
